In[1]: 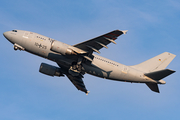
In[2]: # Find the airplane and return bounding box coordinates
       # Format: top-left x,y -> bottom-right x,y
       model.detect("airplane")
3,29 -> 176,95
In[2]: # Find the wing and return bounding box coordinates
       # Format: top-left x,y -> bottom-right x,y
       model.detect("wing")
73,30 -> 127,54
56,62 -> 89,95
66,74 -> 89,95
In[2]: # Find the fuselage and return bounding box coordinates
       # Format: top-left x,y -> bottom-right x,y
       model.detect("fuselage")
3,30 -> 157,84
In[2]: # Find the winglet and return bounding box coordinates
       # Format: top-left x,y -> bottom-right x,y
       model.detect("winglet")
86,91 -> 90,95
122,30 -> 128,34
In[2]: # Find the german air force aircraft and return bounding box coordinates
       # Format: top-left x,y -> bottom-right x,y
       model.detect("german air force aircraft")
3,30 -> 176,95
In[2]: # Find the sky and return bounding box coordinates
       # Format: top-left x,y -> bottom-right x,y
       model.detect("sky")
0,0 -> 180,120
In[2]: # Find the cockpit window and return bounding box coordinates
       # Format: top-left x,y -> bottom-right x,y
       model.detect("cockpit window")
12,30 -> 17,32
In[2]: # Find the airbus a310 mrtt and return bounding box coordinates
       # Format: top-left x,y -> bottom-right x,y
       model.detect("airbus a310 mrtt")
3,30 -> 176,95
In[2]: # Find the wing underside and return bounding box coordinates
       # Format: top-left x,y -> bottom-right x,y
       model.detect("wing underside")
66,74 -> 89,95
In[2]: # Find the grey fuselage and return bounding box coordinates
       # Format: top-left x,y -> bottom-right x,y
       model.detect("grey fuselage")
3,30 -> 157,84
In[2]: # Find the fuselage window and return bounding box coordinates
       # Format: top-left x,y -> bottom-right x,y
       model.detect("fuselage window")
95,57 -> 117,66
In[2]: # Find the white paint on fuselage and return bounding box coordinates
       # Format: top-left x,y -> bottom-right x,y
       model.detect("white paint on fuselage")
85,54 -> 153,83
4,30 -> 156,84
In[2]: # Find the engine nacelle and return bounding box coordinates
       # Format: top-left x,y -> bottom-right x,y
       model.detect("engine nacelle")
50,40 -> 76,55
39,63 -> 64,77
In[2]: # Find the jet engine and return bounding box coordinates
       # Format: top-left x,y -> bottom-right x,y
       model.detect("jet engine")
39,63 -> 64,77
50,40 -> 76,55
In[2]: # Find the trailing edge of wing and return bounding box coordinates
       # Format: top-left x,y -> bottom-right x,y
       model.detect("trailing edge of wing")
104,37 -> 116,44
66,74 -> 89,94
86,45 -> 100,54
95,41 -> 108,49
82,55 -> 93,62
73,30 -> 127,53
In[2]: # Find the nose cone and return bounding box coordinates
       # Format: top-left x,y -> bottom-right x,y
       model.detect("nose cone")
3,31 -> 12,43
3,31 -> 10,39
3,32 -> 7,37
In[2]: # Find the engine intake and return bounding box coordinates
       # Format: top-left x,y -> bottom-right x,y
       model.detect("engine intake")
39,63 -> 64,77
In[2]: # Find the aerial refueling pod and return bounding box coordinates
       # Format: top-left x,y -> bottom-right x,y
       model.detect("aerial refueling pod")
39,63 -> 64,77
50,40 -> 77,55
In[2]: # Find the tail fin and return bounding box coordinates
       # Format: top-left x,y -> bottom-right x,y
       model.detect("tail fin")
144,69 -> 175,93
131,52 -> 176,72
131,52 -> 176,93
146,83 -> 160,93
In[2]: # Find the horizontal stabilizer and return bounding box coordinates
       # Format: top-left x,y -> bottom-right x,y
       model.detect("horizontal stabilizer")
144,69 -> 175,80
146,83 -> 160,93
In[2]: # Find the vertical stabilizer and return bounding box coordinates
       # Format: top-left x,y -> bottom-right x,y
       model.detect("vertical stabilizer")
146,83 -> 160,93
131,52 -> 176,93
131,52 -> 176,72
